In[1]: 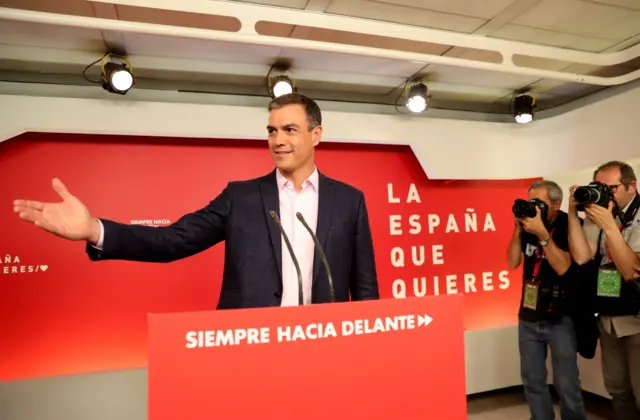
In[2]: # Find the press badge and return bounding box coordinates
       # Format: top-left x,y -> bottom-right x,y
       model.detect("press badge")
523,281 -> 539,310
597,265 -> 622,298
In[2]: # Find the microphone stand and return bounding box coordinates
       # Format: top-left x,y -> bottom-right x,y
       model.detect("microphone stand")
296,212 -> 336,303
269,211 -> 304,306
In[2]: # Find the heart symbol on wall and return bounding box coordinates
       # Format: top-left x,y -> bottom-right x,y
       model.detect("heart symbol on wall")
40,265 -> 48,272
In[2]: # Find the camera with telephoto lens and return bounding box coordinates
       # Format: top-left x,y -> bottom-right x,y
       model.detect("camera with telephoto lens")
512,198 -> 548,220
573,181 -> 613,212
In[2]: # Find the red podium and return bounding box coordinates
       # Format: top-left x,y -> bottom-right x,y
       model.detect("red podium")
148,294 -> 467,420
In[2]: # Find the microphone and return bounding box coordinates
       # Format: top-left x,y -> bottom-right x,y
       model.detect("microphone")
269,211 -> 304,306
296,212 -> 335,303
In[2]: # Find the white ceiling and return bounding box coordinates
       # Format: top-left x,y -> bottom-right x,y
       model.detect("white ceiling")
0,0 -> 638,116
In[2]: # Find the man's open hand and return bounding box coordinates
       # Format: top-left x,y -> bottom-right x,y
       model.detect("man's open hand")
13,178 -> 100,243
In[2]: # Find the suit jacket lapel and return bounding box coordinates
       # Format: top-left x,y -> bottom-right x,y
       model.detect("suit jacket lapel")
313,173 -> 334,285
260,170 -> 282,281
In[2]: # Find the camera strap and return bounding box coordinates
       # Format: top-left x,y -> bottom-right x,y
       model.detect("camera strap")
595,194 -> 640,302
606,224 -> 624,262
532,228 -> 556,282
523,228 -> 556,311
605,194 -> 640,261
622,193 -> 640,227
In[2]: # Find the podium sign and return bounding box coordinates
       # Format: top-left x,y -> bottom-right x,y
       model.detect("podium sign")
148,294 -> 466,420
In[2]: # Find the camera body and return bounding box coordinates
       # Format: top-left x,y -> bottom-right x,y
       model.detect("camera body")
573,181 -> 613,212
512,198 -> 549,221
538,282 -> 571,320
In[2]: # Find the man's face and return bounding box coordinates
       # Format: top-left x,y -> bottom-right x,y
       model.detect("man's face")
267,104 -> 321,174
594,167 -> 637,209
528,187 -> 559,222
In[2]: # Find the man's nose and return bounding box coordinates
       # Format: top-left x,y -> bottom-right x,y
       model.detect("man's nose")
273,133 -> 287,147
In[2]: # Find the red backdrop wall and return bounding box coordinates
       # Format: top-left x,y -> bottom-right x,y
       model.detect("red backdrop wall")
0,133 -> 534,381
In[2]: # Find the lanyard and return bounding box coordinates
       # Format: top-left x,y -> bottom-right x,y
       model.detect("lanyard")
531,228 -> 555,281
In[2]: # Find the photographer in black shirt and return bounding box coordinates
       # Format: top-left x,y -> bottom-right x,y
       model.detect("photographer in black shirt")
507,180 -> 586,420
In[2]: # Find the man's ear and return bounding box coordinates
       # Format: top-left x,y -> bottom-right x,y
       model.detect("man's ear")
312,126 -> 322,147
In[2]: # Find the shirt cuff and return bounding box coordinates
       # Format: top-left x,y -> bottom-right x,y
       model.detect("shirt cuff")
92,219 -> 105,251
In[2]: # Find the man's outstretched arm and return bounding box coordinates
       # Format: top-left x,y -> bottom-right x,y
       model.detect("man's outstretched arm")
15,178 -> 231,264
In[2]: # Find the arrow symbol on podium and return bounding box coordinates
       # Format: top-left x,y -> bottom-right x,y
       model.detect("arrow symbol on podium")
417,314 -> 433,327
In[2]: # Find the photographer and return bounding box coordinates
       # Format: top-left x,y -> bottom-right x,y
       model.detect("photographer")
507,180 -> 586,420
567,161 -> 640,420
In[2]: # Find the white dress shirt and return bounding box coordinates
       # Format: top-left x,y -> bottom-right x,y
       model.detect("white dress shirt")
276,168 -> 319,306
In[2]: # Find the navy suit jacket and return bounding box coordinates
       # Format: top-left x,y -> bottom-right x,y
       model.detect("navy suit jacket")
86,170 -> 380,309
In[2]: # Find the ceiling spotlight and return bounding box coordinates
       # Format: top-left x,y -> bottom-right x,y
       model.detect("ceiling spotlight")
101,61 -> 134,95
513,93 -> 535,124
406,83 -> 428,113
270,75 -> 294,98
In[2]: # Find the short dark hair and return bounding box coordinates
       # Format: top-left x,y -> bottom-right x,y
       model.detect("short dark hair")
268,93 -> 322,130
593,160 -> 637,186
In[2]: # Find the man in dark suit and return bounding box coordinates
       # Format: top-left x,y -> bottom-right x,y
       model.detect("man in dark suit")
13,93 -> 380,309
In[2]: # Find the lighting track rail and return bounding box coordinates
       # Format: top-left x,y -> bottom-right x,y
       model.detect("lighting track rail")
0,0 -> 639,86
